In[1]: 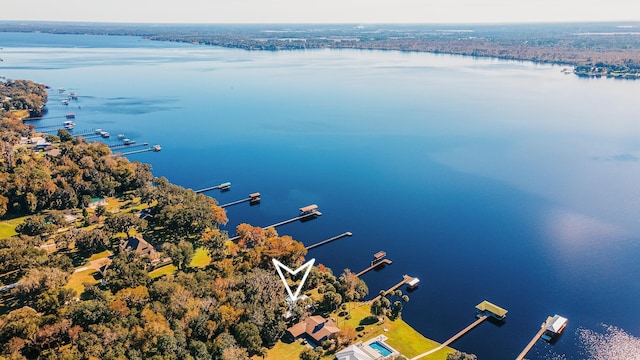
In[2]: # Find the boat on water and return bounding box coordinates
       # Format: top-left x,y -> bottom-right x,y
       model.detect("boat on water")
68,92 -> 78,100
100,131 -> 110,138
61,99 -> 69,105
117,133 -> 125,139
58,88 -> 65,93
65,112 -> 75,119
63,121 -> 75,130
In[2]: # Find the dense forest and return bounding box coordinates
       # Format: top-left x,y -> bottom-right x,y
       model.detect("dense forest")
1,21 -> 640,78
0,79 -> 372,359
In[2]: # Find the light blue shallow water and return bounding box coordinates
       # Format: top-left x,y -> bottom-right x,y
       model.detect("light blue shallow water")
2,31 -> 640,359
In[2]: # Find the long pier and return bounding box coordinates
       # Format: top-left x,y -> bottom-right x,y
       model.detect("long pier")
195,182 -> 231,194
34,122 -> 70,130
305,231 -> 352,250
228,211 -> 321,241
220,193 -> 260,208
515,318 -> 551,360
117,147 -> 159,156
355,259 -> 392,277
410,315 -> 489,360
368,274 -> 414,303
24,115 -> 67,121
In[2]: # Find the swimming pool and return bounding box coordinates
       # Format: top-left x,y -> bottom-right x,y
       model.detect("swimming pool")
369,341 -> 392,357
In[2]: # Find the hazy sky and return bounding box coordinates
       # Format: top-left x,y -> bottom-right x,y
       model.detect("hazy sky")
2,0 -> 639,24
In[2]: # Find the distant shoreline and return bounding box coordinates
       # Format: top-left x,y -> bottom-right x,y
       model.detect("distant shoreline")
2,22 -> 640,79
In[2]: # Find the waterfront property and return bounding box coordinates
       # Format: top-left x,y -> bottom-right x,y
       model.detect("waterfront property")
336,336 -> 400,360
119,236 -> 160,262
286,315 -> 340,345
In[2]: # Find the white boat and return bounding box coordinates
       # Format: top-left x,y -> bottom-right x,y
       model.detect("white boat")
100,131 -> 110,138
61,99 -> 69,105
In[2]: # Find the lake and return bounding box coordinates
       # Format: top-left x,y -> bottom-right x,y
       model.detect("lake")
2,31 -> 640,359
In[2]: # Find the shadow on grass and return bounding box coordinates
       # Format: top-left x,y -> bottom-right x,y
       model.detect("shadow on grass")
359,316 -> 379,326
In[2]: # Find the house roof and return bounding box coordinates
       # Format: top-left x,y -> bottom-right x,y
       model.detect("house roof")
546,315 -> 568,333
335,345 -> 377,360
287,315 -> 340,343
119,236 -> 159,260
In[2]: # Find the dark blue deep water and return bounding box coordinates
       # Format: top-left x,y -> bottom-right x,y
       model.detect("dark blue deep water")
2,31 -> 640,359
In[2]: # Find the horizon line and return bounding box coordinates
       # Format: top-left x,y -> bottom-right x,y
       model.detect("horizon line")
1,19 -> 640,26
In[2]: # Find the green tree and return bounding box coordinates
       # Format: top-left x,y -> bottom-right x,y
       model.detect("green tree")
104,212 -> 147,237
104,251 -> 150,293
57,129 -> 74,142
321,291 -> 342,312
162,240 -> 195,270
390,301 -> 402,320
300,348 -> 322,360
234,322 -> 262,356
447,350 -> 478,360
370,299 -> 385,317
75,229 -> 109,254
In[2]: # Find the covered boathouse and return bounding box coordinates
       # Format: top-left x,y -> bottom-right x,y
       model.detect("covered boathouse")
475,300 -> 508,320
542,314 -> 568,341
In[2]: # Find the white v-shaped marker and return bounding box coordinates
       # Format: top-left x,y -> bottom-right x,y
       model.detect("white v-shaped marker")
272,258 -> 315,302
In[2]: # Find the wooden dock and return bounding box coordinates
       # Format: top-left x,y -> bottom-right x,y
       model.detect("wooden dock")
220,197 -> 251,208
25,115 -> 67,121
117,146 -> 161,156
369,274 -> 414,303
410,315 -> 488,360
355,259 -> 392,277
305,231 -> 352,250
515,318 -> 551,360
228,211 -> 321,241
195,182 -> 231,194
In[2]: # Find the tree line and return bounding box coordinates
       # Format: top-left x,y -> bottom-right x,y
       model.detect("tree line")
0,79 -> 371,359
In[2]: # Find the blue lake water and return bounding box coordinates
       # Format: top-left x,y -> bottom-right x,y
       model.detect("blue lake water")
2,31 -> 640,359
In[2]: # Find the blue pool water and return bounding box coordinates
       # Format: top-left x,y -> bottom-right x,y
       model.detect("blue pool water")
369,341 -> 393,357
2,31 -> 640,359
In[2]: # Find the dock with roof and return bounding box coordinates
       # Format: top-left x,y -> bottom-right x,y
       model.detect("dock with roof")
475,300 -> 508,321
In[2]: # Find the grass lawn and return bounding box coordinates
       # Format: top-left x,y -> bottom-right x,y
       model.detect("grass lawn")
88,250 -> 112,261
0,216 -> 28,239
331,303 -> 454,360
66,269 -> 99,297
263,303 -> 454,360
149,264 -> 176,279
9,110 -> 29,119
190,247 -> 211,268
260,340 -> 309,360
